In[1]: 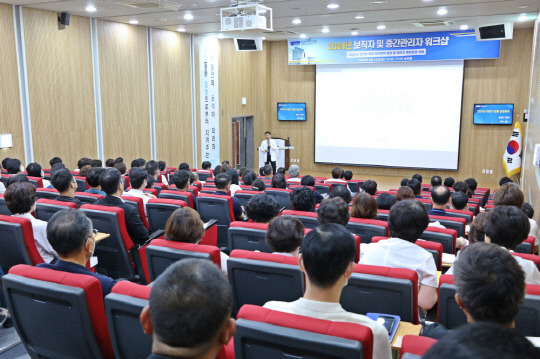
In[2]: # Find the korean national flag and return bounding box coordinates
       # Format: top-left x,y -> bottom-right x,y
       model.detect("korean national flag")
503,121 -> 522,177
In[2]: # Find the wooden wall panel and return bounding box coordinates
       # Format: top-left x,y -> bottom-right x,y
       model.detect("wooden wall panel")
152,29 -> 192,167
0,4 -> 24,163
23,7 -> 96,169
98,20 -> 150,163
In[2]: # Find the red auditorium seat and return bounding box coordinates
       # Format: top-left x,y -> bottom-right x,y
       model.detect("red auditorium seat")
74,176 -> 90,192
445,208 -> 474,222
196,170 -> 213,181
197,193 -> 236,249
34,198 -> 78,221
0,194 -> 11,215
265,188 -> 293,209
121,196 -> 150,230
515,236 -> 536,255
428,215 -> 466,238
27,176 -> 43,188
314,183 -> 332,194
75,192 -> 104,204
346,217 -> 390,243
400,335 -> 437,358
35,187 -> 60,200
234,190 -> 260,208
158,190 -> 195,208
281,209 -> 319,229
421,226 -> 457,254
0,215 -> 44,270
512,252 -> 540,270
228,221 -> 270,252
145,198 -> 187,233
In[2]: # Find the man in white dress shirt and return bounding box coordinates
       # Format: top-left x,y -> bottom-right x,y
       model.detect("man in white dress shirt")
123,167 -> 156,215
259,131 -> 278,175
264,223 -> 392,359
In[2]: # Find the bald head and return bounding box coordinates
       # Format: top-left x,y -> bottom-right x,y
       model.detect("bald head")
431,185 -> 451,207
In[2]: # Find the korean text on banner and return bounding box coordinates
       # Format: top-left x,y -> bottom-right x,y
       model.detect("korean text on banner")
503,121 -> 523,177
200,37 -> 220,167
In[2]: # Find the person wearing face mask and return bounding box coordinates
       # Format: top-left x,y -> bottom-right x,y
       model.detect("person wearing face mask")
4,182 -> 58,263
37,209 -> 117,297
264,223 -> 392,359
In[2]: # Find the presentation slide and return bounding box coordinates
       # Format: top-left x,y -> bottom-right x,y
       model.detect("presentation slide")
278,103 -> 307,121
473,104 -> 513,125
315,60 -> 464,170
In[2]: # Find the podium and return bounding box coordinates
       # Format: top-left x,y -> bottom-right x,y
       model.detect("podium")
258,138 -> 295,170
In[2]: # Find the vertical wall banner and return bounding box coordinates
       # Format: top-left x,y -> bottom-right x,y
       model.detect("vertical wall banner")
199,37 -> 220,167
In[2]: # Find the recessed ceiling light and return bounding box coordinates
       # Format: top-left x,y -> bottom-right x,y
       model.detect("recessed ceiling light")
261,37 -> 266,40
351,31 -> 359,36
370,0 -> 387,3
327,3 -> 339,9
183,13 -> 194,20
300,34 -> 307,38
322,27 -> 330,33
129,19 -> 138,25
292,18 -> 302,25
85,5 -> 96,12
377,24 -> 386,30
217,34 -> 224,39
177,27 -> 186,32
437,7 -> 448,16
518,14 -> 528,22
355,15 -> 365,19
460,24 -> 469,30
422,0 -> 433,2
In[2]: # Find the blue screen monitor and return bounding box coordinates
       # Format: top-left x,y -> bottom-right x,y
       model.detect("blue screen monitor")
277,103 -> 307,121
473,104 -> 514,125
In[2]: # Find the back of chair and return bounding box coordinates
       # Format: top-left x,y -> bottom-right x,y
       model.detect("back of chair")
265,188 -> 293,210
121,196 -> 150,230
196,170 -> 213,181
4,265 -> 114,359
281,209 -> 319,229
421,227 -> 457,254
376,209 -> 390,221
400,335 -> 437,358
197,193 -> 236,248
0,195 -> 11,215
228,221 -> 271,252
0,215 -> 43,270
347,180 -> 360,193
34,198 -> 78,221
516,285 -> 540,336
235,305 -> 372,359
35,187 -> 60,200
346,217 -> 389,244
81,205 -> 135,280
158,190 -> 194,207
139,238 -> 221,282
234,190 -> 260,209
314,183 -> 332,194
75,192 -> 104,204
437,274 -> 467,329
104,282 -> 152,359
512,252 -> 540,270
429,215 -> 466,238
74,176 -> 90,192
515,236 -> 535,255
27,176 -> 43,188
445,209 -> 474,223
228,250 -> 304,316
146,198 -> 187,233
341,263 -> 419,324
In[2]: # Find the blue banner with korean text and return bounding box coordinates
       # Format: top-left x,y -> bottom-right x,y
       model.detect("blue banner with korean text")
288,30 -> 500,65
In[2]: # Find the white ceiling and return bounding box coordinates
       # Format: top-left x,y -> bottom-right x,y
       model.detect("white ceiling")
2,0 -> 539,40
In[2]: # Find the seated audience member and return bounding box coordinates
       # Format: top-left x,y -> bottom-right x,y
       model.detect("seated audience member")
423,322 -> 539,359
139,259 -> 235,359
124,167 -> 156,212
7,174 -> 29,188
429,185 -> 451,216
213,165 -> 222,177
164,207 -> 228,274
238,167 -> 247,178
5,182 -> 57,262
412,173 -> 422,183
245,193 -> 280,223
90,159 -> 102,168
291,187 -> 316,212
171,170 -> 197,209
450,191 -> 469,211
276,167 -> 286,175
1,157 -> 9,170
49,157 -> 62,168
329,185 -> 351,204
146,160 -> 168,186
266,216 -> 304,257
105,159 -> 115,167
362,179 -> 377,196
220,163 -> 231,173
499,176 -> 514,186
327,166 -> 346,183
78,165 -> 92,178
264,223 -> 392,359
114,161 -> 127,175
226,169 -> 241,195
26,162 -> 50,187
468,212 -> 488,243
271,173 -> 287,189
453,181 -> 471,198
95,168 -> 149,246
85,167 -> 106,196
261,165 -> 272,178
395,186 -> 414,201
214,173 -> 244,221
350,193 -> 378,219
360,200 -> 437,312
343,170 -> 353,181
242,170 -> 257,186
76,157 -> 92,172
522,202 -> 539,253
443,177 -> 455,188
138,158 -> 146,167
407,178 -> 422,198
258,166 -> 265,176
376,192 -> 396,210
400,178 -> 409,187
146,174 -> 156,190
6,158 -> 22,174
115,157 -> 123,164
431,175 -> 442,188
201,161 -> 212,171
288,165 -> 301,182
464,177 -> 478,193
301,175 -> 324,204
50,168 -> 82,207
317,197 -> 350,226
158,161 -> 166,172
250,179 -> 266,192
37,209 -> 116,296
493,183 -> 524,207
130,158 -> 143,168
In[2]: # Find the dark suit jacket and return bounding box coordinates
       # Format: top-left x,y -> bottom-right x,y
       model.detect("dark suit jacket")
56,195 -> 82,208
94,195 -> 149,246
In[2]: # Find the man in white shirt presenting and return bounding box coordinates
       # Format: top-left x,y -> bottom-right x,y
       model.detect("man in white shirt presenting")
259,131 -> 278,175
264,223 -> 392,359
360,200 -> 438,317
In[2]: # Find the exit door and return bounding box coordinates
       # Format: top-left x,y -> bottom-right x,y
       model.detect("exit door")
232,116 -> 254,169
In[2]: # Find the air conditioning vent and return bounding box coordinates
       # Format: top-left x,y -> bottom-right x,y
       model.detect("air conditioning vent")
120,0 -> 180,10
413,20 -> 456,27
